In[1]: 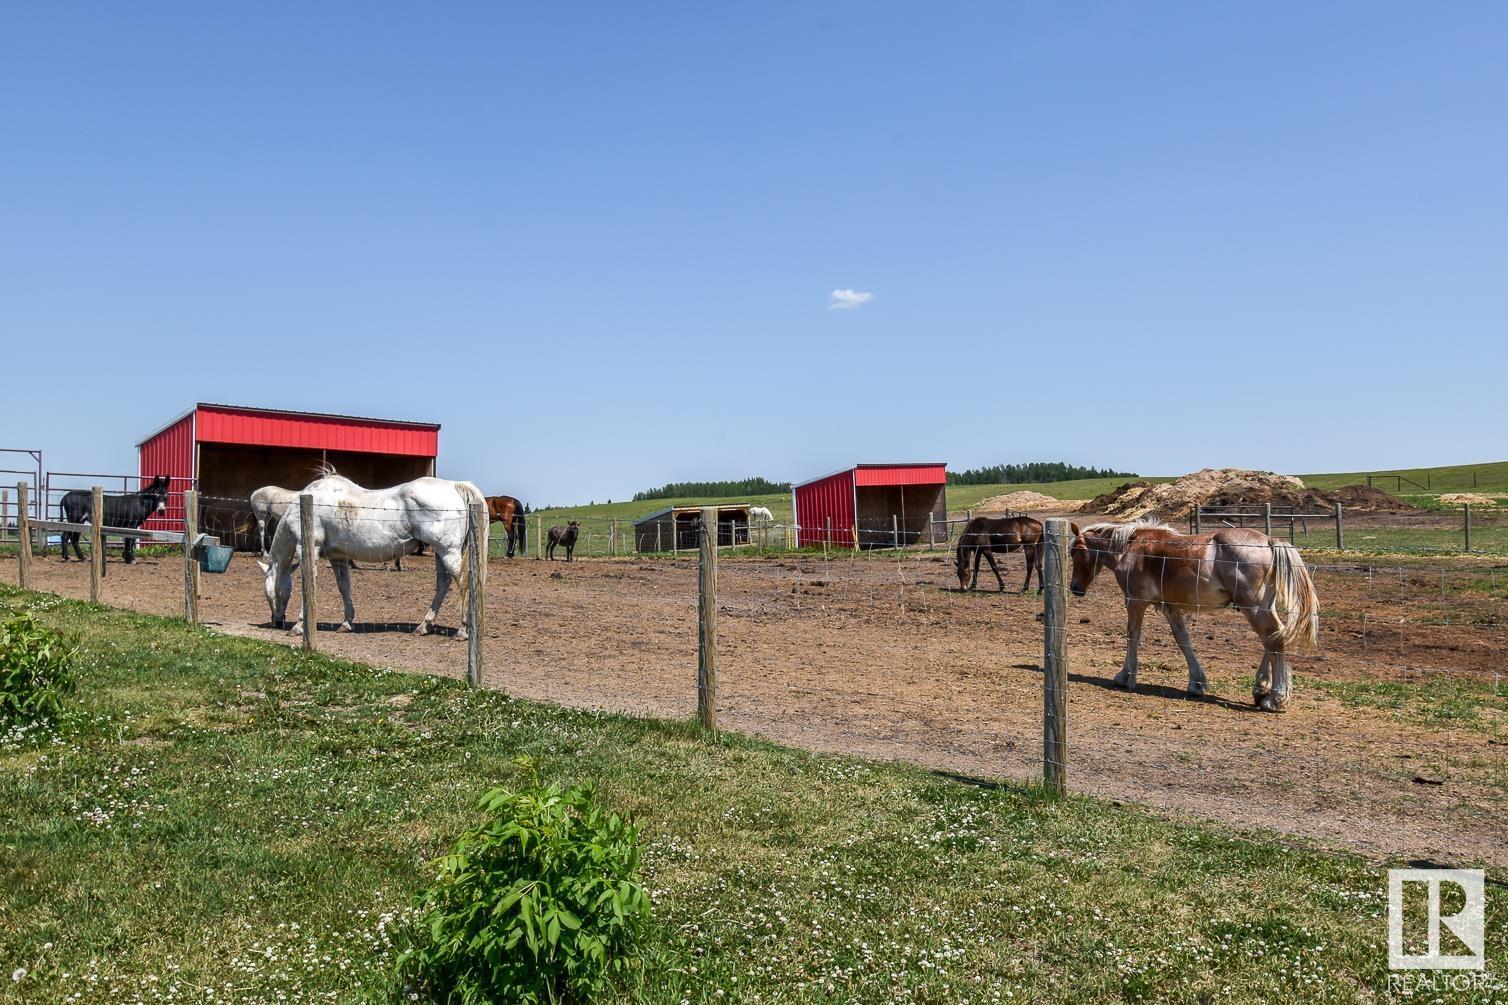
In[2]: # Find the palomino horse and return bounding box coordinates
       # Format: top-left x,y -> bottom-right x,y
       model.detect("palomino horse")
1069,519 -> 1318,712
258,472 -> 488,639
954,515 -> 1048,592
485,494 -> 528,558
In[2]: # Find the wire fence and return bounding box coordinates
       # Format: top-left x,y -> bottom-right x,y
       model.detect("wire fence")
4,490 -> 1505,864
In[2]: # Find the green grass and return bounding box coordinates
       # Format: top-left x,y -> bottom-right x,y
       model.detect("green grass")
1300,460 -> 1508,495
1313,677 -> 1508,734
2,587 -> 1505,1003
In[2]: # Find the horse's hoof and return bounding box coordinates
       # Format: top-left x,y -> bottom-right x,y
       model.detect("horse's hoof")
1187,683 -> 1206,698
414,622 -> 430,637
1257,693 -> 1286,713
338,622 -> 353,633
289,622 -> 304,636
1114,673 -> 1136,691
456,627 -> 469,642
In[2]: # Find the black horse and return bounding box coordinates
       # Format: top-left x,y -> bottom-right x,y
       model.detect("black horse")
59,475 -> 172,572
954,514 -> 1050,593
546,521 -> 580,561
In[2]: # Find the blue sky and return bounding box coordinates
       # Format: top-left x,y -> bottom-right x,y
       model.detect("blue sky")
4,3 -> 1505,505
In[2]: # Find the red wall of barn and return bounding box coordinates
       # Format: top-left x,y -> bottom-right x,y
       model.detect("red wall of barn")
138,412 -> 195,532
794,470 -> 856,548
194,405 -> 438,457
852,464 -> 947,487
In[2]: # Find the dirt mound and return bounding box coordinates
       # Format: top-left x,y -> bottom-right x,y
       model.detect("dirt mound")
1084,470 -> 1413,520
975,491 -> 1084,514
1327,484 -> 1414,511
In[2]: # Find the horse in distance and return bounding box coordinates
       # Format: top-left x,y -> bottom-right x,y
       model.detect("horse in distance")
546,521 -> 579,561
485,494 -> 528,558
954,514 -> 1047,592
59,475 -> 172,572
1070,519 -> 1319,712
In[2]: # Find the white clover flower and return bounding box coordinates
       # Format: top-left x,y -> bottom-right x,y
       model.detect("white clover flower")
11,968 -> 26,982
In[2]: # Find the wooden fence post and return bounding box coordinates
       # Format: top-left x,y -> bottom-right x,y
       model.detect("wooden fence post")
1,489 -> 7,542
824,517 -> 831,559
1192,507 -> 1201,534
89,486 -> 103,604
892,514 -> 900,549
852,522 -> 859,553
183,490 -> 200,624
467,499 -> 486,686
1263,502 -> 1272,538
1334,503 -> 1344,551
1464,504 -> 1472,553
1042,517 -> 1070,796
17,483 -> 31,590
656,522 -> 662,554
697,507 -> 717,733
299,492 -> 316,650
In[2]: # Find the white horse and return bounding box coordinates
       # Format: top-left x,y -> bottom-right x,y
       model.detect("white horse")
748,506 -> 775,527
250,485 -> 298,554
258,473 -> 488,640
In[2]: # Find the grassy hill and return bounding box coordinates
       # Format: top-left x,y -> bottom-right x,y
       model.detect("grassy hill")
5,590 -> 1502,1001
1299,460 -> 1508,495
536,461 -> 1508,530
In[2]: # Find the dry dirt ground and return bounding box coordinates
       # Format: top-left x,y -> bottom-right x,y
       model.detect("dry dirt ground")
7,544 -> 1505,865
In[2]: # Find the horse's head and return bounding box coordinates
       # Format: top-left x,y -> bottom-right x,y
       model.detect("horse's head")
1069,525 -> 1110,597
954,540 -> 971,589
568,520 -> 579,529
256,556 -> 297,626
148,474 -> 171,512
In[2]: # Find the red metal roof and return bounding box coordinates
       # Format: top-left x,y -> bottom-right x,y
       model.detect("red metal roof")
137,403 -> 439,458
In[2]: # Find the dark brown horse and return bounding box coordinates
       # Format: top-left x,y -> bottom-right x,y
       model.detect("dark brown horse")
954,515 -> 1048,592
485,495 -> 528,558
546,521 -> 579,561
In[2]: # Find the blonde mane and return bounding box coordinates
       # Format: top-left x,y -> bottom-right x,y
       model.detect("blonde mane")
1082,517 -> 1175,549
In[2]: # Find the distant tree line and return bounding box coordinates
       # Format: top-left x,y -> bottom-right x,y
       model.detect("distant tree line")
946,461 -> 1136,486
633,477 -> 792,502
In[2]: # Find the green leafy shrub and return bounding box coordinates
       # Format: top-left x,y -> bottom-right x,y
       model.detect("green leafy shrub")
0,609 -> 77,725
400,765 -> 653,1003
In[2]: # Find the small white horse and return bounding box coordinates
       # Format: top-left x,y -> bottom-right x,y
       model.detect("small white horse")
258,473 -> 488,640
748,506 -> 775,527
250,486 -> 298,554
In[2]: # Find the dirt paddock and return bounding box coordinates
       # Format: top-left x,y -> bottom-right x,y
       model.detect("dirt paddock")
6,546 -> 1505,865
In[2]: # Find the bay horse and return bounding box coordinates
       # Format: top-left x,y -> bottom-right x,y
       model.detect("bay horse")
1069,519 -> 1319,712
258,472 -> 487,639
954,515 -> 1047,592
60,475 -> 171,572
546,521 -> 579,561
485,495 -> 528,558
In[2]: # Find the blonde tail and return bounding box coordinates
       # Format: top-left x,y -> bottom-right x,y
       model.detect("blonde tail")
1270,540 -> 1319,649
455,481 -> 488,611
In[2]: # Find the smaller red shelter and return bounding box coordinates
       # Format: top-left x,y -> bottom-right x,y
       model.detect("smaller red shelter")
137,403 -> 440,545
792,463 -> 947,549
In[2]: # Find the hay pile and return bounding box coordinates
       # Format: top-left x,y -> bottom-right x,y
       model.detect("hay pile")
975,491 -> 1084,514
1085,469 -> 1412,520
1440,492 -> 1499,506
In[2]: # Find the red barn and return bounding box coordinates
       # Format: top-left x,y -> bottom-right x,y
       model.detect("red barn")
792,463 -> 947,549
137,403 -> 440,545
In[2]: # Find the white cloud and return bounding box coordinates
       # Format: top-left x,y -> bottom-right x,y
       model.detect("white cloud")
828,288 -> 873,310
